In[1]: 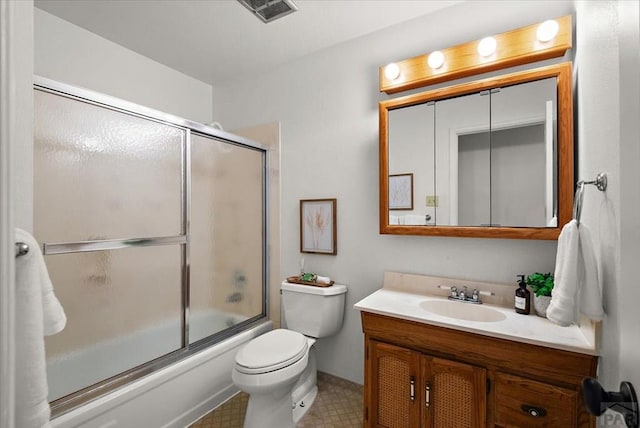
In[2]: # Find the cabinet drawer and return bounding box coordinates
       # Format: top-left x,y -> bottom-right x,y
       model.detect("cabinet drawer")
494,372 -> 578,427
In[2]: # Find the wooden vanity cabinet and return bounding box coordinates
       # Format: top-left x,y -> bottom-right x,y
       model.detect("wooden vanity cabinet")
369,340 -> 486,427
361,312 -> 598,428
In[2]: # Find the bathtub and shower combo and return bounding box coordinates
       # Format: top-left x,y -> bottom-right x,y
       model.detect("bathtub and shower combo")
33,77 -> 272,427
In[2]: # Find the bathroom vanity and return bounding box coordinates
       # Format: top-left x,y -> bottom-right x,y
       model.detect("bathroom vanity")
355,273 -> 599,427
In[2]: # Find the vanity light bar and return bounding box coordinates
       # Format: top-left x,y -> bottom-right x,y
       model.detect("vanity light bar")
379,15 -> 572,94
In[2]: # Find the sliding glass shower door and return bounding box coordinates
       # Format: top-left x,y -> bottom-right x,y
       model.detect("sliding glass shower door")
33,79 -> 267,412
190,134 -> 265,343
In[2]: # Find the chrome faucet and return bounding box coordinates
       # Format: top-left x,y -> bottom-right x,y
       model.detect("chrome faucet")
438,284 -> 494,304
445,286 -> 484,304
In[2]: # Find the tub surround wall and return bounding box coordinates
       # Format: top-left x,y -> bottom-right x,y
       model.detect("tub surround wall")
212,1 -> 575,385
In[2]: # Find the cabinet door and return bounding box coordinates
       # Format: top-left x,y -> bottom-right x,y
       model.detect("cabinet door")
422,356 -> 487,428
368,340 -> 421,427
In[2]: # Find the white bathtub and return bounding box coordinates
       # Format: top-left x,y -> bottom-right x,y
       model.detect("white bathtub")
50,316 -> 271,428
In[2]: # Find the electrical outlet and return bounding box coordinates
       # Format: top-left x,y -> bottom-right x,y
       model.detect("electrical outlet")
426,195 -> 439,207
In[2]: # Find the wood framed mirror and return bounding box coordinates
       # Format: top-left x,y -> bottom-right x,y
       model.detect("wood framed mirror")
379,62 -> 573,239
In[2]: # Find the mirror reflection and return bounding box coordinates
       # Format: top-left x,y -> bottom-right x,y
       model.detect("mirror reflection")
387,77 -> 557,229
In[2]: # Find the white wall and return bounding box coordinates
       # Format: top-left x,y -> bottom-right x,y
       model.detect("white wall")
213,0 -> 575,384
34,8 -> 212,124
1,0 -> 33,424
616,0 -> 640,394
575,0 -> 640,397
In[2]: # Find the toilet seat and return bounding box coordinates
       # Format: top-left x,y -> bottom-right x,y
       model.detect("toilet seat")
235,329 -> 308,375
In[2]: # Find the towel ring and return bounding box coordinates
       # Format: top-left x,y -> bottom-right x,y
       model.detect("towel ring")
573,172 -> 607,223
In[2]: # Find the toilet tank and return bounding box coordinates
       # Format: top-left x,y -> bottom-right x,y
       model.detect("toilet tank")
281,281 -> 347,338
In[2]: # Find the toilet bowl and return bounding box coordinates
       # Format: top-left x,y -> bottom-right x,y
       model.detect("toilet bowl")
232,329 -> 311,428
232,281 -> 347,428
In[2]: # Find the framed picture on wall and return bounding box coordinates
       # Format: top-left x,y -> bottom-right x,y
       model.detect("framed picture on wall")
300,198 -> 337,255
389,173 -> 413,210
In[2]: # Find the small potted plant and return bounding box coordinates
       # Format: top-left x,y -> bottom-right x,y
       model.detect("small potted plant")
526,272 -> 554,317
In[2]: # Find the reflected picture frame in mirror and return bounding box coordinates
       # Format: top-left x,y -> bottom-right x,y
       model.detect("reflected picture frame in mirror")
379,62 -> 573,240
389,173 -> 414,210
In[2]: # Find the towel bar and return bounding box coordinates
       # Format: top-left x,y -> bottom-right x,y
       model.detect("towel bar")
15,242 -> 29,257
577,172 -> 607,192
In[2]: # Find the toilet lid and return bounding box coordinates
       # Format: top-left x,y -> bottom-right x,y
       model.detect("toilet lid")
235,329 -> 308,374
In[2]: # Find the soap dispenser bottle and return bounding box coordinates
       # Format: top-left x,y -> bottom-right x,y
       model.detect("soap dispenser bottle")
515,275 -> 531,315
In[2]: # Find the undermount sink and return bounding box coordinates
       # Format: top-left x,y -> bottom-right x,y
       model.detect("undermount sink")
419,299 -> 507,323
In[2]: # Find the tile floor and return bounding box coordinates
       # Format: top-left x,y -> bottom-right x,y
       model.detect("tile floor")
189,372 -> 363,428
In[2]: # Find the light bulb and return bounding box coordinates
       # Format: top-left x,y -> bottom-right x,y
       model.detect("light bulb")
427,51 -> 444,70
384,63 -> 400,80
477,36 -> 497,57
536,20 -> 559,42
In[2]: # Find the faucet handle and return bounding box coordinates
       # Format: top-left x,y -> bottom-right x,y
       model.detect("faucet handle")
437,284 -> 458,297
459,286 -> 467,299
472,289 -> 479,301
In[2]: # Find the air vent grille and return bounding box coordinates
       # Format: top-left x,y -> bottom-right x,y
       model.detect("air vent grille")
238,0 -> 298,23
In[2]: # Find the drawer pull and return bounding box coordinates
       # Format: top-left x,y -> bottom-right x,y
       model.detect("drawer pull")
521,404 -> 547,418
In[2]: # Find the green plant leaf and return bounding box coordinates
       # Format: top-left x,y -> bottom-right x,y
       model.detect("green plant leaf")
525,272 -> 554,297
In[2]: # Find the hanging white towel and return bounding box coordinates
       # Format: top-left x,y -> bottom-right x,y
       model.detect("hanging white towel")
547,220 -> 580,326
547,220 -> 604,326
577,224 -> 605,321
15,228 -> 66,428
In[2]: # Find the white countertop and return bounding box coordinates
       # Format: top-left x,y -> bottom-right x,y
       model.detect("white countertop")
354,289 -> 598,356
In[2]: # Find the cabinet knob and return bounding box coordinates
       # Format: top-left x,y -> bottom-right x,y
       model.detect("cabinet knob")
521,404 -> 547,418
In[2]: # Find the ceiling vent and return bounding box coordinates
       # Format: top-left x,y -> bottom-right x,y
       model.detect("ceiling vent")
237,0 -> 298,23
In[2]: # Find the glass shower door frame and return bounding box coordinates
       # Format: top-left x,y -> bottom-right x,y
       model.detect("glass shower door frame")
34,76 -> 269,417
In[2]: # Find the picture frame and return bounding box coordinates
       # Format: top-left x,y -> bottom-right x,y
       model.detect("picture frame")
300,198 -> 337,255
389,173 -> 413,210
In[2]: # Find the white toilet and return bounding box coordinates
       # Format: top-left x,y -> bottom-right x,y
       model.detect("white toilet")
232,280 -> 347,428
